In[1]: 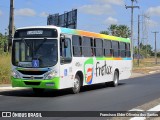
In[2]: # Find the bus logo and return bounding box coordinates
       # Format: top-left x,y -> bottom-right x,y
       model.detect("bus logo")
86,68 -> 93,84
84,58 -> 94,85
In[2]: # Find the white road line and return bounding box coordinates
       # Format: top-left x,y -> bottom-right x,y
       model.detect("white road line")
130,117 -> 145,120
148,104 -> 160,111
129,109 -> 144,111
130,104 -> 160,120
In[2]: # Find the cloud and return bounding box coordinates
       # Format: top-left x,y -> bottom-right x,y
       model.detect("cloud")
0,10 -> 2,16
147,19 -> 159,27
79,4 -> 114,15
15,8 -> 36,16
39,12 -> 49,17
93,0 -> 124,6
104,17 -> 118,25
146,6 -> 160,16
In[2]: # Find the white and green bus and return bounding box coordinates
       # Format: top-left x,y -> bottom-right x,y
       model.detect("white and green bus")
11,26 -> 132,94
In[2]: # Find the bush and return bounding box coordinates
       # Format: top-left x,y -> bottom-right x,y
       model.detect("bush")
0,53 -> 11,84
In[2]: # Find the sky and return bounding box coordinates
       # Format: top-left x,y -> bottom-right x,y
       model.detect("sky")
0,0 -> 160,50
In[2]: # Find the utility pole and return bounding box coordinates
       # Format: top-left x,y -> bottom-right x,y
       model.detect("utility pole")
8,0 -> 14,52
126,0 -> 139,58
152,31 -> 159,64
137,15 -> 140,66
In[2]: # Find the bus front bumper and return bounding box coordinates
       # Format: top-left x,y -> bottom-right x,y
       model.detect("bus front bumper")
11,77 -> 60,89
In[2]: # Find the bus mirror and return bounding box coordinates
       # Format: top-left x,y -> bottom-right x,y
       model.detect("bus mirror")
4,43 -> 7,52
60,34 -> 65,42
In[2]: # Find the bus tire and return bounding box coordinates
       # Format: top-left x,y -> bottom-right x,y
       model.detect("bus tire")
33,88 -> 44,95
72,75 -> 81,94
110,71 -> 119,87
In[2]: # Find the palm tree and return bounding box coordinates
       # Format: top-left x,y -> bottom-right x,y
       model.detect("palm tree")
117,25 -> 131,38
107,24 -> 131,38
108,24 -> 118,36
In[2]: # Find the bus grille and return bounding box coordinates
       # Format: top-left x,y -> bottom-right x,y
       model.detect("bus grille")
24,82 -> 40,86
18,70 -> 47,75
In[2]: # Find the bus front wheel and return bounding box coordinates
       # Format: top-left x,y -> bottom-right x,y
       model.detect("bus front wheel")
72,75 -> 81,94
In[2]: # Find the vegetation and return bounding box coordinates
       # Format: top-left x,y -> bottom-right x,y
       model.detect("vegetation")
0,33 -> 8,53
134,44 -> 153,58
0,32 -> 11,84
100,24 -> 131,38
0,53 -> 11,84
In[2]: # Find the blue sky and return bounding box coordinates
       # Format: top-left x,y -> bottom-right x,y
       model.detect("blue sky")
0,0 -> 160,49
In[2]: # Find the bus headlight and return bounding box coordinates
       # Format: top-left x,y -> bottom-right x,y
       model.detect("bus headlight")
12,70 -> 21,79
44,70 -> 57,80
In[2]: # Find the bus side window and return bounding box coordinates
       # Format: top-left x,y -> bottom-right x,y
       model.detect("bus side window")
72,35 -> 82,57
104,40 -> 112,57
112,41 -> 119,57
60,38 -> 72,64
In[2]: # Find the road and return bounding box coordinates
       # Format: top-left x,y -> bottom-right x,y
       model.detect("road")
0,73 -> 160,120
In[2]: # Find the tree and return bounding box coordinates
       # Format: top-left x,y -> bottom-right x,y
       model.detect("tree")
108,24 -> 117,36
100,31 -> 109,35
0,32 -> 8,53
134,43 -> 153,58
116,25 -> 131,38
100,24 -> 131,38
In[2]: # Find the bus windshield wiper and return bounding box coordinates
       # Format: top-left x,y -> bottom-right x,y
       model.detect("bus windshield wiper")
22,38 -> 30,48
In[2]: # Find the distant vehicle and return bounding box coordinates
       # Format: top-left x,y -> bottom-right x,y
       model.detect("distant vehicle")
11,26 -> 132,94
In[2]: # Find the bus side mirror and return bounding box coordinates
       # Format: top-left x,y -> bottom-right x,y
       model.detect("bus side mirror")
60,34 -> 68,48
60,34 -> 65,41
4,43 -> 7,52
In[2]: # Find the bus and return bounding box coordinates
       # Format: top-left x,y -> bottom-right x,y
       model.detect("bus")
11,26 -> 132,94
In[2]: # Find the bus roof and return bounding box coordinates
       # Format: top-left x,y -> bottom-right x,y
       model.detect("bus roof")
60,27 -> 130,43
16,25 -> 130,43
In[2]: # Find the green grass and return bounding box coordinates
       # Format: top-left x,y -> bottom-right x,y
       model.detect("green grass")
0,53 -> 11,84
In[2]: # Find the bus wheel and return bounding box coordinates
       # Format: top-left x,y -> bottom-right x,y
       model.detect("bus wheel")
72,75 -> 81,94
33,88 -> 44,95
110,71 -> 119,87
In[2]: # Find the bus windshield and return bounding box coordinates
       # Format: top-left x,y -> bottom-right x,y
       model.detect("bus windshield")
12,39 -> 58,68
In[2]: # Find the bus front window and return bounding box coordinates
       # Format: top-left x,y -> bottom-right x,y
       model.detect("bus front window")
12,39 -> 58,68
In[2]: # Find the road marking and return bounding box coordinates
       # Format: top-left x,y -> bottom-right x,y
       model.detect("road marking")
129,109 -> 144,111
148,104 -> 160,111
130,104 -> 160,120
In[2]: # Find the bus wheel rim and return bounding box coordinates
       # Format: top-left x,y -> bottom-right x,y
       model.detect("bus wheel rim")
74,78 -> 79,90
114,74 -> 118,85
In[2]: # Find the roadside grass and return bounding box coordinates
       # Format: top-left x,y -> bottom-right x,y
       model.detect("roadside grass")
133,58 -> 160,73
0,53 -> 11,84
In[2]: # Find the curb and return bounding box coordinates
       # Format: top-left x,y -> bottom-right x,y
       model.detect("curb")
0,87 -> 29,92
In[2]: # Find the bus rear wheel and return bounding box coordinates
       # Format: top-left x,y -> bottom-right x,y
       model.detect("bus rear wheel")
72,75 -> 81,94
110,71 -> 119,87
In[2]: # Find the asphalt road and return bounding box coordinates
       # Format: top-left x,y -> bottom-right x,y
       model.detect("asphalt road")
0,73 -> 160,120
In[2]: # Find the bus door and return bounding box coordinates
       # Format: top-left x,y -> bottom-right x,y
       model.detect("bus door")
60,36 -> 73,88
